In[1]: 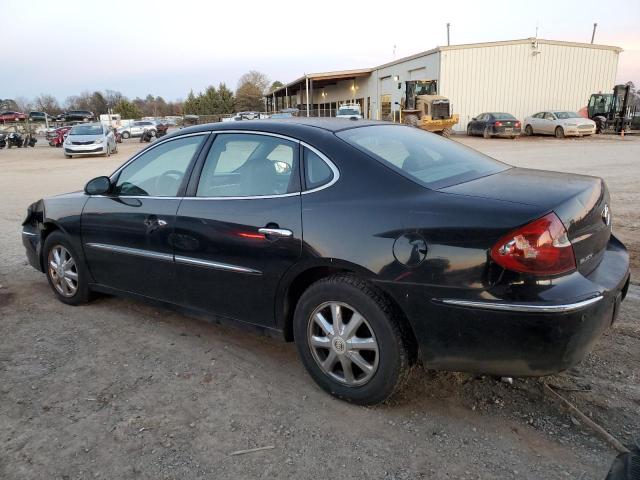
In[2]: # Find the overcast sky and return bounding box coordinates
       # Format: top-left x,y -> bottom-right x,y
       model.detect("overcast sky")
3,0 -> 639,102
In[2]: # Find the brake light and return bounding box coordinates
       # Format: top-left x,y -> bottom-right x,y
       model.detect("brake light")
495,121 -> 503,127
515,121 -> 521,128
490,212 -> 576,275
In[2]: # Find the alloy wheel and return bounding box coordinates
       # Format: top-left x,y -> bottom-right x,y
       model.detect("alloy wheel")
307,301 -> 379,386
47,245 -> 78,297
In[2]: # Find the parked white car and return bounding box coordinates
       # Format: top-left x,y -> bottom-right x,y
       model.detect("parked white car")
523,111 -> 596,138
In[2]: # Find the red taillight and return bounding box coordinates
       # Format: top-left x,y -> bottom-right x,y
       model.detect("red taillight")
515,121 -> 521,128
490,212 -> 576,275
495,121 -> 503,127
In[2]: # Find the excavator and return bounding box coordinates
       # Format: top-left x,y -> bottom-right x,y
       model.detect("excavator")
401,80 -> 459,137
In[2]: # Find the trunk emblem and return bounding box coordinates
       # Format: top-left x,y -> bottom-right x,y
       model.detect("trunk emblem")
602,204 -> 611,226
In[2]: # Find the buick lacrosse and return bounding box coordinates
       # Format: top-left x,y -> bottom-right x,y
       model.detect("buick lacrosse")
22,119 -> 630,404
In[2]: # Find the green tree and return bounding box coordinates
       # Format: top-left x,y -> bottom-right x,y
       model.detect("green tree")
217,83 -> 235,114
269,81 -> 284,92
113,99 -> 142,119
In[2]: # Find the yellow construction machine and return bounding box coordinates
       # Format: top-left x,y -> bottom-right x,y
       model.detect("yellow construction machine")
401,80 -> 458,137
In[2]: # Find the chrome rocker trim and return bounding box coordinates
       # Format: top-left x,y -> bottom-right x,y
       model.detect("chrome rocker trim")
85,243 -> 261,275
438,295 -> 604,313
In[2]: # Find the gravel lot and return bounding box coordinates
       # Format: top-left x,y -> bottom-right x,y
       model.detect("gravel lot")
0,132 -> 638,480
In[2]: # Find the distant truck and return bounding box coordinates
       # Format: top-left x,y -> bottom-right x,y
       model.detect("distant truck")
99,114 -> 121,129
336,103 -> 363,119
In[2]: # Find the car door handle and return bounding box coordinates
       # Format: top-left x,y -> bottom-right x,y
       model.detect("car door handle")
144,217 -> 167,228
258,227 -> 293,238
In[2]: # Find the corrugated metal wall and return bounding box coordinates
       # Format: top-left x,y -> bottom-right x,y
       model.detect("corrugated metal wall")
439,41 -> 619,131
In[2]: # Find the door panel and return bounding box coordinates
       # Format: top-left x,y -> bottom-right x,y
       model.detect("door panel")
173,197 -> 302,325
82,197 -> 180,299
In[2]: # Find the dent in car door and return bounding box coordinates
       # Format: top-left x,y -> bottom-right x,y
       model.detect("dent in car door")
173,132 -> 303,327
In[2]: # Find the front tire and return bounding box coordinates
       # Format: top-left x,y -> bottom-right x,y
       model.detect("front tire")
525,125 -> 533,136
43,231 -> 91,305
555,126 -> 565,138
483,127 -> 491,139
293,275 -> 411,405
122,131 -> 130,139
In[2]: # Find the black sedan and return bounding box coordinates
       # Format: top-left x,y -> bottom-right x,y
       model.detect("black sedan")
467,112 -> 521,138
22,119 -> 630,405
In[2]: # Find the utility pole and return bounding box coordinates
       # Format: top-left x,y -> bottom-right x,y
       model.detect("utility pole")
446,23 -> 450,46
591,23 -> 598,44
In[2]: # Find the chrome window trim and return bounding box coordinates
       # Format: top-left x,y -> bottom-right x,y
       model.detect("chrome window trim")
438,295 -> 603,313
109,131 -> 212,180
85,242 -> 173,262
300,141 -> 340,195
175,255 -> 261,275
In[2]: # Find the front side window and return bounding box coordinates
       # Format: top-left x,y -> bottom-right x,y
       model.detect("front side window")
115,135 -> 205,197
544,113 -> 555,120
196,134 -> 298,197
337,125 -> 508,189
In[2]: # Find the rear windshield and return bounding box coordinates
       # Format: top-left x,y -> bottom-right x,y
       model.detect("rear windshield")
337,125 -> 509,189
492,113 -> 515,120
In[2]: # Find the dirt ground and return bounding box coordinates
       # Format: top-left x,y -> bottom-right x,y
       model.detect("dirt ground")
0,133 -> 638,480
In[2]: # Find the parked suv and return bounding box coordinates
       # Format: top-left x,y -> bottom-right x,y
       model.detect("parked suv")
117,120 -> 159,139
64,110 -> 94,122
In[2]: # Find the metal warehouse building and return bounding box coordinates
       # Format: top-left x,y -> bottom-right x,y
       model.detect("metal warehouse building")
267,38 -> 621,131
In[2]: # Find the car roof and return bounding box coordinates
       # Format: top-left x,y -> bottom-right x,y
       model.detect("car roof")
174,118 -> 386,138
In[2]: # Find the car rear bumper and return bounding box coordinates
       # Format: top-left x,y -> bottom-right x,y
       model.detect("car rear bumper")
492,127 -> 521,137
382,234 -> 630,377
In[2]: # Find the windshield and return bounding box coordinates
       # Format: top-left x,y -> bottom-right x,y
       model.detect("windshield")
554,111 -> 580,119
70,125 -> 103,135
338,108 -> 360,116
337,125 -> 509,189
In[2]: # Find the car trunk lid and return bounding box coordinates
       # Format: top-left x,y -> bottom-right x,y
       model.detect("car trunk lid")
439,168 -> 611,275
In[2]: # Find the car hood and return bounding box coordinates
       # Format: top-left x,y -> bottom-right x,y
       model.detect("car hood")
558,118 -> 594,126
66,135 -> 103,142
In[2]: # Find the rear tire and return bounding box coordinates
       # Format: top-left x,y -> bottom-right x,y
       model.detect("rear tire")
555,126 -> 565,138
483,127 -> 491,139
440,127 -> 452,138
466,125 -> 473,137
122,131 -> 130,139
525,125 -> 533,136
293,274 -> 411,405
43,231 -> 92,305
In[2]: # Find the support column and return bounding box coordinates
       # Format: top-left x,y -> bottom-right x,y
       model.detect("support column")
305,77 -> 310,117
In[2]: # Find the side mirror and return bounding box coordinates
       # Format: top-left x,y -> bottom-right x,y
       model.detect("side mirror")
85,176 -> 112,195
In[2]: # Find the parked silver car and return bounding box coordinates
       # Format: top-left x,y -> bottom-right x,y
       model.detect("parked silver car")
118,120 -> 157,139
523,111 -> 596,138
63,123 -> 117,158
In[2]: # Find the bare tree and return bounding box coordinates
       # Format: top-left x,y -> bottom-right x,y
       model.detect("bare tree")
235,70 -> 270,112
34,94 -> 62,114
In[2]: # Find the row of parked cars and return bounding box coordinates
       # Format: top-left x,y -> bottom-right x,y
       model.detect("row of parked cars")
0,110 -> 95,123
466,110 -> 597,139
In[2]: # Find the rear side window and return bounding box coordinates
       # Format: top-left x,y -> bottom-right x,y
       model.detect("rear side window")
304,148 -> 334,190
337,125 -> 508,189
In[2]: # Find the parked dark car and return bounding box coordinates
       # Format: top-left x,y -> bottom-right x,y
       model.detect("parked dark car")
63,110 -> 94,122
29,111 -> 51,122
467,112 -> 521,138
21,119 -> 630,405
0,111 -> 27,122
